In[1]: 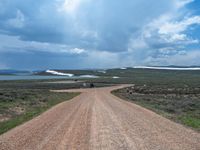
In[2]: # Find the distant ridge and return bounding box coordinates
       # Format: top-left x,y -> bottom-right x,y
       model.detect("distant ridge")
153,65 -> 200,68
133,66 -> 200,70
1,66 -> 200,76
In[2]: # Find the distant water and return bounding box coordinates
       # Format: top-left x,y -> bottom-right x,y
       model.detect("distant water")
0,75 -> 99,81
0,75 -> 75,81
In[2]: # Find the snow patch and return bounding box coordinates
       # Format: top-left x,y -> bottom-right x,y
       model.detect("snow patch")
46,70 -> 74,77
79,75 -> 99,78
133,66 -> 200,70
98,70 -> 106,73
112,76 -> 120,79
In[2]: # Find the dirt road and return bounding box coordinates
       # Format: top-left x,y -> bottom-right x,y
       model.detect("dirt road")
0,85 -> 200,150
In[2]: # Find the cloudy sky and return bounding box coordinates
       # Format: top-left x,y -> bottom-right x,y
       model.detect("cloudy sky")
0,0 -> 200,70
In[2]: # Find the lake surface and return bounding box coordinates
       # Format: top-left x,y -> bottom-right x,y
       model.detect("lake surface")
0,75 -> 99,81
0,75 -> 75,81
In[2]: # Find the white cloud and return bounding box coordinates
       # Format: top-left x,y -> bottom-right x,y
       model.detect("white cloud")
128,13 -> 200,58
125,0 -> 200,66
169,34 -> 187,41
0,34 -> 86,55
154,15 -> 200,45
69,48 -> 86,54
7,9 -> 25,28
143,15 -> 200,43
62,0 -> 80,14
175,0 -> 194,8
158,16 -> 200,35
58,0 -> 89,16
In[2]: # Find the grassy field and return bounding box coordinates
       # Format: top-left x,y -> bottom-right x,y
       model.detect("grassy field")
113,85 -> 200,131
0,79 -> 114,90
89,68 -> 200,87
0,88 -> 79,134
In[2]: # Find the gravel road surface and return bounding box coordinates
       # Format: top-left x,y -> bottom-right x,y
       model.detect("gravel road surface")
0,85 -> 200,150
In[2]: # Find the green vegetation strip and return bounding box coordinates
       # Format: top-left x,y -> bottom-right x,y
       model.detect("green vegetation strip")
0,89 -> 79,134
112,86 -> 200,131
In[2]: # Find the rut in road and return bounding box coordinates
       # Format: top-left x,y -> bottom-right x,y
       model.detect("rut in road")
0,85 -> 200,150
